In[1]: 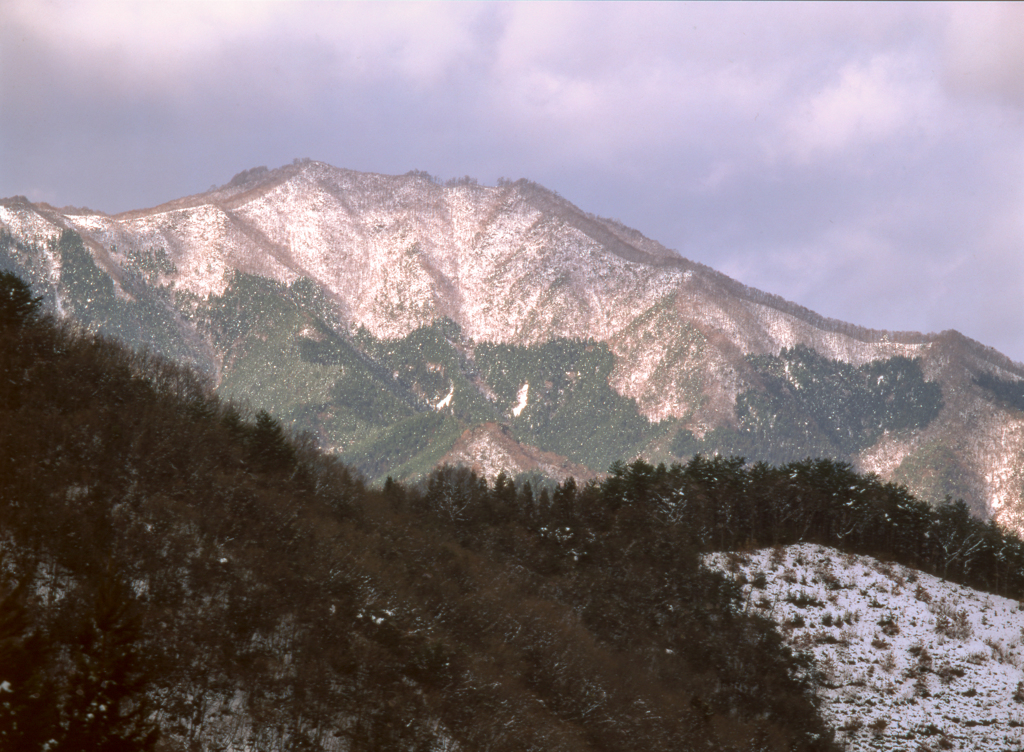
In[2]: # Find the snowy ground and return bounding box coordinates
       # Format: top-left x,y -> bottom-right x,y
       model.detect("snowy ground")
704,543 -> 1024,751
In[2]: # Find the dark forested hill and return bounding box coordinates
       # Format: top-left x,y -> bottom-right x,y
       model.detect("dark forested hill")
0,271 -> 835,751
4,271 -> 1024,752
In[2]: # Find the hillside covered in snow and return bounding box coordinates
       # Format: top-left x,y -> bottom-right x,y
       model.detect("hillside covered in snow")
707,544 -> 1024,751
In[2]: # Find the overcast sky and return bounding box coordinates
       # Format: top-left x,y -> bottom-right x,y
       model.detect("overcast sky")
2,2 -> 1022,362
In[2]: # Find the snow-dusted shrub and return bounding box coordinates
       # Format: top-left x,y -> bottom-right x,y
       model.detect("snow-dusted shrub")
909,642 -> 933,672
966,650 -> 988,664
812,560 -> 841,591
838,716 -> 863,733
791,631 -> 814,649
818,652 -> 838,683
879,651 -> 897,673
935,663 -> 965,683
867,716 -> 888,735
877,613 -> 900,636
931,598 -> 972,640
814,630 -> 840,645
984,636 -> 1016,665
724,551 -> 748,572
786,591 -> 823,608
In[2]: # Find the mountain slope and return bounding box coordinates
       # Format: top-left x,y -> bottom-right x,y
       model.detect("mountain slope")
1,161 -> 1023,528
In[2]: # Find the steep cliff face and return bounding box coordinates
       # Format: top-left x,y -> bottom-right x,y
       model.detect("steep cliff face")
2,161 -> 1022,529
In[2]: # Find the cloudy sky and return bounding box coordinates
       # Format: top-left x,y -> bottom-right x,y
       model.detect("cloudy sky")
2,2 -> 1023,362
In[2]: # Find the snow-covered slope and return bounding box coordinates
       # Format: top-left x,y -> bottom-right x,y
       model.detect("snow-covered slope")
1,162 -> 1023,527
706,543 -> 1024,751
439,422 -> 596,484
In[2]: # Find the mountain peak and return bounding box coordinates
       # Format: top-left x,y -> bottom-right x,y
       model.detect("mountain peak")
1,162 -> 1023,530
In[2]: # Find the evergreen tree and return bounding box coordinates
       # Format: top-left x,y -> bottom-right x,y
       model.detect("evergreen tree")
250,409 -> 296,472
53,577 -> 159,752
0,577 -> 56,751
0,272 -> 41,329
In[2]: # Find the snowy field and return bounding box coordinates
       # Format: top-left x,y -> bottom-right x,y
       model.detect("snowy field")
704,543 -> 1024,751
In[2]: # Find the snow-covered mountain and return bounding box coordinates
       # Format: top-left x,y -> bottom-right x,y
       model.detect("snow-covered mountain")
706,543 -> 1024,751
1,161 -> 1023,529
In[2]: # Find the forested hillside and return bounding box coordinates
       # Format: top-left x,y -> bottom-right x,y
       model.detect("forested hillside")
3,270 -> 1024,752
0,228 -> 954,490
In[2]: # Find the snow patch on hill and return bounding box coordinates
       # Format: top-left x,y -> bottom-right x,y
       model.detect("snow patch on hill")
705,543 -> 1024,751
440,423 -> 593,485
512,383 -> 529,417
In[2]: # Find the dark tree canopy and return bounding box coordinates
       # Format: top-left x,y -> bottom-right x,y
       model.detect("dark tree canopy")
0,271 -> 41,328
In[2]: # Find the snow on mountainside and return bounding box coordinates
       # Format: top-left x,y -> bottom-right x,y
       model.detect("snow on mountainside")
1,161 -> 1024,528
1,162 -> 942,410
440,422 -> 596,485
706,544 -> 1024,752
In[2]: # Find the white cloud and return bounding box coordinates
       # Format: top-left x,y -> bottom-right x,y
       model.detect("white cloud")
944,3 -> 1024,106
5,1 -> 279,79
781,54 -> 942,163
3,1 -> 492,101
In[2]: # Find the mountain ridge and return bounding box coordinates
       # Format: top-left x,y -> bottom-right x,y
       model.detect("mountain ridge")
1,162 -> 1016,368
1,160 -> 1023,529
